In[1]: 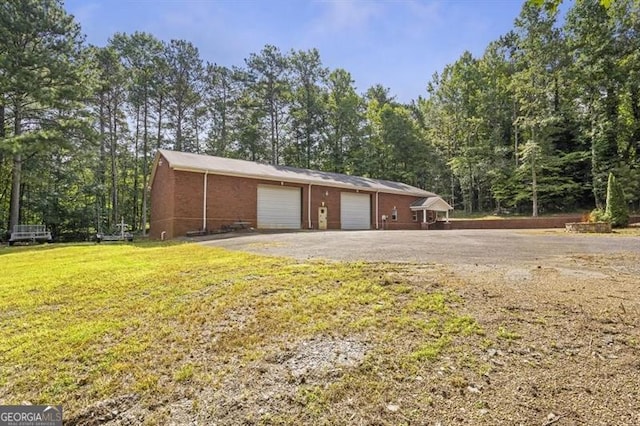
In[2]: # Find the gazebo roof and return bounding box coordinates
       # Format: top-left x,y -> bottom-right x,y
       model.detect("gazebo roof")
410,196 -> 453,212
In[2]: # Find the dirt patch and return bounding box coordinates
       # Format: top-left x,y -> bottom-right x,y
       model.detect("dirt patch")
445,252 -> 640,424
67,337 -> 369,425
66,394 -> 139,425
63,244 -> 639,425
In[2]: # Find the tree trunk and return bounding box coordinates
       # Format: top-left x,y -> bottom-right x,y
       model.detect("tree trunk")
132,104 -> 140,231
531,128 -> 538,217
0,101 -> 4,189
0,102 -> 4,139
513,101 -> 519,167
468,154 -> 473,214
194,111 -> 200,154
156,94 -> 164,150
270,98 -> 277,165
9,154 -> 22,231
221,83 -> 227,153
97,94 -> 107,233
176,105 -> 183,151
110,100 -> 119,227
141,90 -> 149,236
449,141 -> 455,209
9,109 -> 22,231
531,159 -> 538,217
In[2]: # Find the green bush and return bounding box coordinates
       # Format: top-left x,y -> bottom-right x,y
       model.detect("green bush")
589,208 -> 609,223
605,173 -> 629,228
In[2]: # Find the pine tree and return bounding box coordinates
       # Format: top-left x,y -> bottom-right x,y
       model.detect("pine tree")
1,0 -> 91,231
605,173 -> 629,227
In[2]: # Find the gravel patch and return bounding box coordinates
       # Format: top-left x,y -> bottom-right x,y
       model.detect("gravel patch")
201,229 -> 640,265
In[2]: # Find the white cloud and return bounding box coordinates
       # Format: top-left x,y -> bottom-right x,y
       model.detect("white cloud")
69,1 -> 100,24
403,0 -> 443,34
312,0 -> 383,34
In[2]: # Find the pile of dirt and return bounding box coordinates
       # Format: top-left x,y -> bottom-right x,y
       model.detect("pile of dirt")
282,337 -> 368,380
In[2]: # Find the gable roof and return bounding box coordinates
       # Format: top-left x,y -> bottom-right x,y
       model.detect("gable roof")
410,196 -> 453,212
153,149 -> 435,197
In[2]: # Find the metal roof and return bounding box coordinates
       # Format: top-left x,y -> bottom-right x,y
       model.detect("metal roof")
155,149 -> 435,197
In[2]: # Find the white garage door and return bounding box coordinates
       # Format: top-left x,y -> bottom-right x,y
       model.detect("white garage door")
340,192 -> 371,230
257,185 -> 301,229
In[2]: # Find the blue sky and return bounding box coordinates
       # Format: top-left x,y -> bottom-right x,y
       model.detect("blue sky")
65,0 -> 527,103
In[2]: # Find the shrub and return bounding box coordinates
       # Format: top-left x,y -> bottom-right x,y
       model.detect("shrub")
589,208 -> 609,223
605,173 -> 629,228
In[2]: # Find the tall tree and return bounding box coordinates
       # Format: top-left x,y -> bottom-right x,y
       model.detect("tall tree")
363,85 -> 396,179
324,69 -> 364,173
203,64 -> 243,156
165,39 -> 203,152
245,45 -> 290,165
111,32 -> 164,234
423,52 -> 487,212
0,0 -> 89,231
566,1 -> 621,208
91,46 -> 128,229
380,103 -> 425,186
287,48 -> 328,168
511,3 -> 568,216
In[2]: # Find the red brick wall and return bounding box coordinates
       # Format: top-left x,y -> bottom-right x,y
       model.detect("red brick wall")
208,174 -> 257,230
378,193 -> 422,230
150,158 -> 429,238
432,215 -> 640,230
151,159 -> 640,239
206,176 -> 306,231
308,185 -> 343,229
149,156 -> 175,239
441,215 -> 640,230
306,187 -> 423,230
436,216 -> 582,230
172,170 -> 206,238
205,178 -> 424,232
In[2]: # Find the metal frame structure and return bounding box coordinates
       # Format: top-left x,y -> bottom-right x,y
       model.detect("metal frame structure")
9,225 -> 53,245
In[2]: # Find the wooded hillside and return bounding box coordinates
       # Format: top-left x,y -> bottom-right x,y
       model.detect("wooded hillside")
1,0 -> 638,239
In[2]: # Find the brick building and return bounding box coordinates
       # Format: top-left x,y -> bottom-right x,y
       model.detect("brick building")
149,150 -> 452,239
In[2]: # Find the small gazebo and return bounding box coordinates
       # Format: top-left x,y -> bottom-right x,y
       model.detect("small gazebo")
410,196 -> 453,225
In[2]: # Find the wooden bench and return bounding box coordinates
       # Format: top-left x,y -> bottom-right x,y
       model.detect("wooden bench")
186,230 -> 208,237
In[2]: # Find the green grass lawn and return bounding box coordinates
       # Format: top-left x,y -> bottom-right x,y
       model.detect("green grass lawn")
0,242 -> 483,423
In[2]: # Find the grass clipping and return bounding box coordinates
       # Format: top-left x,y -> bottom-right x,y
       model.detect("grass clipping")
0,243 -> 484,424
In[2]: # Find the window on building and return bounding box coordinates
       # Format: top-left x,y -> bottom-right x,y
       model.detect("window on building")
391,207 -> 398,221
412,211 -> 418,222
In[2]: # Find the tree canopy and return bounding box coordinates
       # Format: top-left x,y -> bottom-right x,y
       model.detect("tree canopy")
1,0 -> 638,239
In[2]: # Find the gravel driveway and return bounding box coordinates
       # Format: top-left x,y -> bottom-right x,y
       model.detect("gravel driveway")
200,229 -> 640,264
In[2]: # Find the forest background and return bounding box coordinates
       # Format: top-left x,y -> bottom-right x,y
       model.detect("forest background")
1,0 -> 638,240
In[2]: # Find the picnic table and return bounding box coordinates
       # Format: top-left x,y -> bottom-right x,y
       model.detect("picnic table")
230,221 -> 251,230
